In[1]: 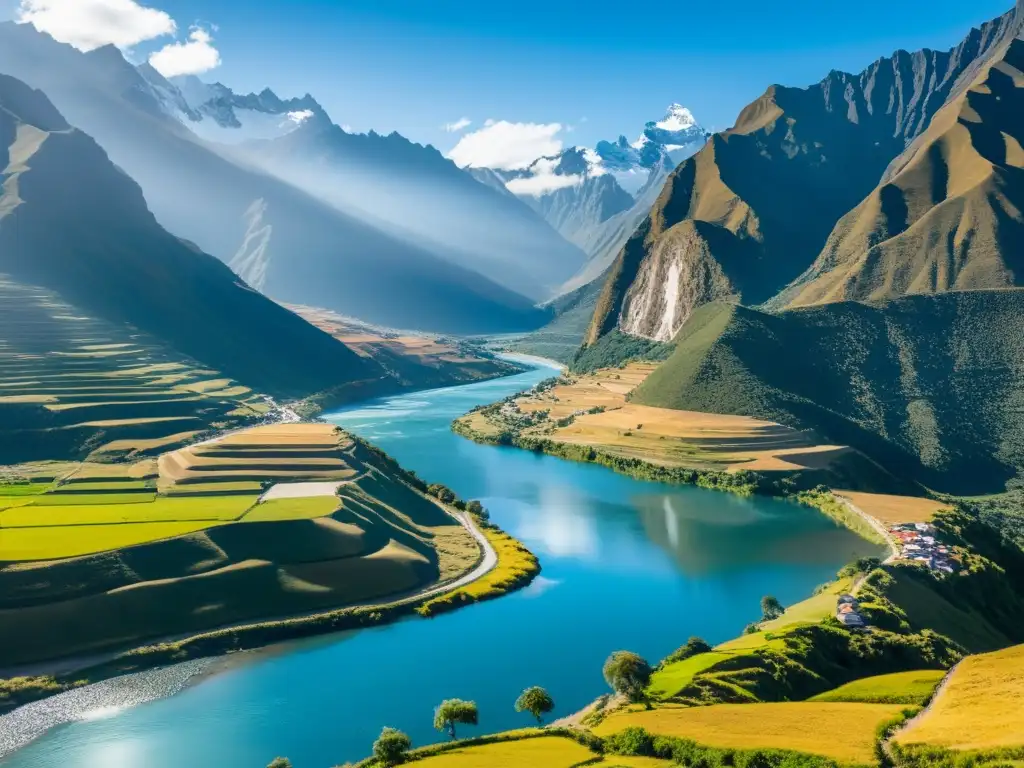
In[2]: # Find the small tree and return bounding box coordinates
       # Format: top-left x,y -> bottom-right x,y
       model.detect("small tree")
433,699 -> 478,740
514,686 -> 555,724
266,759 -> 292,768
467,500 -> 487,519
372,727 -> 412,767
602,651 -> 652,703
761,595 -> 784,621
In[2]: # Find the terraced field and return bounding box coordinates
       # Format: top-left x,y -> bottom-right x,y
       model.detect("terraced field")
0,423 -> 480,664
0,276 -> 271,465
457,364 -> 876,479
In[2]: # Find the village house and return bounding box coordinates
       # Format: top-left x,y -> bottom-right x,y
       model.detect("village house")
887,522 -> 956,575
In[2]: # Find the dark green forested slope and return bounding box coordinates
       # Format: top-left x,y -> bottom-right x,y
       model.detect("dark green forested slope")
632,292 -> 1024,494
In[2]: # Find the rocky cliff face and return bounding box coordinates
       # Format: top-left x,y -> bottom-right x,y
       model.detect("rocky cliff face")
780,30 -> 1024,308
585,3 -> 1023,345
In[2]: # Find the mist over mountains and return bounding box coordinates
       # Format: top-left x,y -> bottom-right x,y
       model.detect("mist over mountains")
0,21 -> 586,333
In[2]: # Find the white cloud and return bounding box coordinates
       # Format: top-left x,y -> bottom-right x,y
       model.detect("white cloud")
149,25 -> 221,77
448,120 -> 566,170
16,0 -> 175,51
443,117 -> 471,133
286,109 -> 315,125
506,172 -> 582,197
505,157 -> 582,197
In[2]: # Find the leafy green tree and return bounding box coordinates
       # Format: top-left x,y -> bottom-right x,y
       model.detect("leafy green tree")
514,686 -> 554,724
372,727 -> 412,767
761,595 -> 784,621
744,622 -> 761,635
266,759 -> 292,768
467,500 -> 486,518
433,699 -> 478,740
602,651 -> 652,703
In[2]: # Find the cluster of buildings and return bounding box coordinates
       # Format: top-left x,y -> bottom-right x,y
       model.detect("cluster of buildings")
835,594 -> 867,628
889,522 -> 956,574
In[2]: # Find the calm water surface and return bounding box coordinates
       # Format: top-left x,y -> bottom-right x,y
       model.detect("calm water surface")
0,364 -> 880,768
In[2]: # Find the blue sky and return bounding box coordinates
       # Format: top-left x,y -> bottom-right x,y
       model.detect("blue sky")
3,0 -> 1015,159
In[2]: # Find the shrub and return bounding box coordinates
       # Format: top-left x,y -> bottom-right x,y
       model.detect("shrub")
372,727 -> 411,767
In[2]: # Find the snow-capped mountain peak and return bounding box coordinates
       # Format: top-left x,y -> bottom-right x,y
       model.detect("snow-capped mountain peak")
656,103 -> 698,132
137,68 -> 332,145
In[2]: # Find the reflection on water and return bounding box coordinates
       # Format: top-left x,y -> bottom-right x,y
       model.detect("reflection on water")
0,366 -> 883,768
635,493 -> 868,575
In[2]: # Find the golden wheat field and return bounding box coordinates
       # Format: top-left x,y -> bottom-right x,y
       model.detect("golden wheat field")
896,644 -> 1024,751
413,736 -> 593,768
595,702 -> 908,764
835,491 -> 950,524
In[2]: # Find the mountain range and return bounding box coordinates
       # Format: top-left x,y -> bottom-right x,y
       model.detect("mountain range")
477,104 -> 709,293
0,21 -> 584,333
578,0 -> 1024,493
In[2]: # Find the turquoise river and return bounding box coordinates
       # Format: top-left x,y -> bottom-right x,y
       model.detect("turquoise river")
0,362 -> 881,767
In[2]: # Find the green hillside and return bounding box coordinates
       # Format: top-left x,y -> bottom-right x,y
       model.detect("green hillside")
632,291 -> 1024,494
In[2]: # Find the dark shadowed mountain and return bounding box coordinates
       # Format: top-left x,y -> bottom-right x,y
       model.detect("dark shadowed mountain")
584,6 -> 1022,345
0,21 -> 546,334
0,73 -> 380,400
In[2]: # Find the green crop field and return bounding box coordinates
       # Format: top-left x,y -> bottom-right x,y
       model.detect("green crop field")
810,670 -> 945,705
0,520 -> 227,561
243,497 -> 340,522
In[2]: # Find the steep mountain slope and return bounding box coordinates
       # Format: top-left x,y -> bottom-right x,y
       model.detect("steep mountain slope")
0,22 -> 544,333
584,7 -> 1022,345
237,120 -> 586,301
0,73 -> 379,400
780,35 -> 1024,308
631,294 -> 1024,495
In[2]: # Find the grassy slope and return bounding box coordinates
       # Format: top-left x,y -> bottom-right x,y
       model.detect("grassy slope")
809,670 -> 945,705
632,292 -> 1024,495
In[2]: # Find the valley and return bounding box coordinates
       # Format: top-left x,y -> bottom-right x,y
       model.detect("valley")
1,1 -> 1024,767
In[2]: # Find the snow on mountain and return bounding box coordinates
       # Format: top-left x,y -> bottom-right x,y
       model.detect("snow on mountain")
495,104 -> 708,199
136,68 -> 331,144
